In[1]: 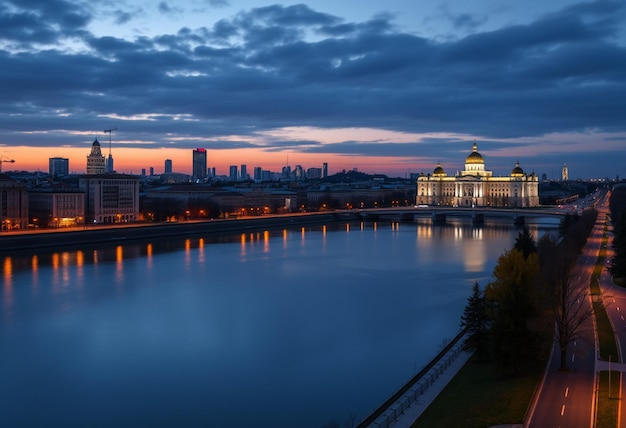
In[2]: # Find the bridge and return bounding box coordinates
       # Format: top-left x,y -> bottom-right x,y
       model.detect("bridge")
357,206 -> 572,225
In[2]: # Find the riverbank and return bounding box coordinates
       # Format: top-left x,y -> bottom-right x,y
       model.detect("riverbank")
0,211 -> 361,254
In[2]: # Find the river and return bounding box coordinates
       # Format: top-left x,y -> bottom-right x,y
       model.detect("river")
0,217 -> 558,427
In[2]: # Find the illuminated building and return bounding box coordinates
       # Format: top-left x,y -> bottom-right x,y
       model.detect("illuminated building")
416,142 -> 539,207
29,189 -> 85,227
86,139 -> 106,174
0,176 -> 28,231
79,174 -> 140,223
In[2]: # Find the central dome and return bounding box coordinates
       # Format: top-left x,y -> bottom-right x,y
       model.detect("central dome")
466,141 -> 484,164
433,162 -> 446,176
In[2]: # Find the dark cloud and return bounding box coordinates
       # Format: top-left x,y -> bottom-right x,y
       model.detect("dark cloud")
0,1 -> 625,178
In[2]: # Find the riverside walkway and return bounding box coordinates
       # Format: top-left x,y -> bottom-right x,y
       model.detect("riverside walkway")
357,331 -> 471,428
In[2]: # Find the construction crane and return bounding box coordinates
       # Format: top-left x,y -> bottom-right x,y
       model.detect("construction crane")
103,127 -> 117,153
0,156 -> 15,173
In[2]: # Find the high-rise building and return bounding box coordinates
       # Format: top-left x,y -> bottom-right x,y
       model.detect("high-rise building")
229,165 -> 238,181
282,166 -> 291,180
192,148 -> 207,182
164,159 -> 172,174
86,139 -> 106,174
49,157 -> 69,179
240,164 -> 247,181
253,167 -> 262,181
294,165 -> 304,181
322,162 -> 328,178
562,163 -> 569,181
106,153 -> 114,173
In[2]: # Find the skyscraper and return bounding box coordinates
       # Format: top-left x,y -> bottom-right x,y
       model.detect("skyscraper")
165,159 -> 172,174
106,153 -> 114,173
229,165 -> 238,181
562,163 -> 569,181
86,139 -> 106,174
192,148 -> 207,182
322,162 -> 328,178
49,157 -> 69,179
240,164 -> 247,181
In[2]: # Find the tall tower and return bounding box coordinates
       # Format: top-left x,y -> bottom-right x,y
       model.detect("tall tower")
322,162 -> 328,178
561,163 -> 569,181
192,148 -> 207,182
164,159 -> 172,174
86,139 -> 106,174
104,128 -> 117,173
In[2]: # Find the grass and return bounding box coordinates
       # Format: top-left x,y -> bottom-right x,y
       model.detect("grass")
412,356 -> 544,428
597,370 -> 620,428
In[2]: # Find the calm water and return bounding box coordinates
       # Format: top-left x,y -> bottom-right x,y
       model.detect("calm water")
1,218 -> 558,427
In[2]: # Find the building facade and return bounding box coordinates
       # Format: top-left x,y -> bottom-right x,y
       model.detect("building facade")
86,139 -> 106,174
49,157 -> 69,179
416,142 -> 539,208
79,174 -> 140,223
29,189 -> 85,227
192,148 -> 207,182
0,177 -> 28,230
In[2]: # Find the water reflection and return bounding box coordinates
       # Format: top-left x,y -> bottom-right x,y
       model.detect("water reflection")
1,218 -> 558,428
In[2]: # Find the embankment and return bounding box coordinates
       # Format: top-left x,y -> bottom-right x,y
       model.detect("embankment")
0,211 -> 360,254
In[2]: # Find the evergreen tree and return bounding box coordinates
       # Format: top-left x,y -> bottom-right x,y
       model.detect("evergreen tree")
514,226 -> 537,259
460,281 -> 489,361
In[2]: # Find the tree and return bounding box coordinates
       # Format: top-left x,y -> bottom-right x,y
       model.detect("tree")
460,281 -> 489,361
514,226 -> 537,259
485,249 -> 540,376
538,233 -> 593,371
610,211 -> 626,279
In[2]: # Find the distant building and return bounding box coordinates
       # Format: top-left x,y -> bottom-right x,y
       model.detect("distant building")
49,157 -> 69,179
229,165 -> 238,181
322,162 -> 328,178
0,176 -> 28,230
106,153 -> 114,173
29,189 -> 85,228
282,166 -> 291,181
86,139 -> 106,174
79,174 -> 140,223
192,148 -> 208,182
254,166 -> 262,181
307,167 -> 322,179
165,159 -> 173,174
562,164 -> 569,181
416,142 -> 539,207
240,164 -> 247,181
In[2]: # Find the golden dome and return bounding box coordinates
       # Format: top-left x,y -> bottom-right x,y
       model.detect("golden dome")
466,141 -> 484,164
511,161 -> 524,176
433,162 -> 446,176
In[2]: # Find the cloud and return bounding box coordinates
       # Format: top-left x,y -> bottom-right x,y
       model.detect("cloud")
0,1 -> 625,178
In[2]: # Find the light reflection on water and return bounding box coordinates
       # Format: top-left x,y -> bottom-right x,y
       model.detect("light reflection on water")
0,219 -> 558,427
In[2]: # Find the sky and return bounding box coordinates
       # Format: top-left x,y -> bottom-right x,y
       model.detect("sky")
1,0 -> 625,179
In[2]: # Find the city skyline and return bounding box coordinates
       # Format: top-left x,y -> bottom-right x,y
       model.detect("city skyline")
1,0 -> 625,179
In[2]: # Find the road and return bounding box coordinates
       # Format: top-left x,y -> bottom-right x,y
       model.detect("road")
526,195 -> 608,428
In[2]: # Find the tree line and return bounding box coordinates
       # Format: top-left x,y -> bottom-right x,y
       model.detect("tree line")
461,209 -> 598,376
609,185 -> 626,281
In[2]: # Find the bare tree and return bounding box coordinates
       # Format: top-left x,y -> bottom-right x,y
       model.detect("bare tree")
538,234 -> 593,371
